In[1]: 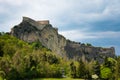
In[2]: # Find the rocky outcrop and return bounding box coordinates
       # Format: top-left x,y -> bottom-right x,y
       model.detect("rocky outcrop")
11,17 -> 115,62
65,40 -> 115,62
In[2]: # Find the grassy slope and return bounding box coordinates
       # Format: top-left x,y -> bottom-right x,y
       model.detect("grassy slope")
33,78 -> 84,80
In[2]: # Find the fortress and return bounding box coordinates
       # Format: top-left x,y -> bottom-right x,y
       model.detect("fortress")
37,20 -> 49,25
22,17 -> 50,30
11,17 -> 115,62
23,16 -> 50,25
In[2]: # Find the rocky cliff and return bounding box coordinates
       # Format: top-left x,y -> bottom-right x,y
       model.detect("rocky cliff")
10,17 -> 115,62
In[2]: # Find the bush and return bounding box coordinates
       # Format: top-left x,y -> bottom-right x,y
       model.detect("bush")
100,66 -> 112,80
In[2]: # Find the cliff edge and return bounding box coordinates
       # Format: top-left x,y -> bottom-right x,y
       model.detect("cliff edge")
11,17 -> 115,62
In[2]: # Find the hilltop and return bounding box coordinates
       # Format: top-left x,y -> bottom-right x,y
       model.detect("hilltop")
0,17 -> 119,80
10,17 -> 115,62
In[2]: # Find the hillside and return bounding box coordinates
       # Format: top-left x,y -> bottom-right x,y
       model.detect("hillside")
11,17 -> 115,62
0,17 -> 119,80
0,33 -> 67,79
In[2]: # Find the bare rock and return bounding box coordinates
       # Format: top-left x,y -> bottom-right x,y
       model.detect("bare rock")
10,17 -> 115,62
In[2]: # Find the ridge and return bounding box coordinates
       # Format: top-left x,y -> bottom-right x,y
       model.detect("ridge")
10,17 -> 115,62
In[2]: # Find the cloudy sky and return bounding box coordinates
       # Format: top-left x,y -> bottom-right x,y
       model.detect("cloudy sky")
0,0 -> 120,55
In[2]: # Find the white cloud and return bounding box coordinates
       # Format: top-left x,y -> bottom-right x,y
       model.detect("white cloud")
0,0 -> 74,31
0,0 -> 25,6
59,30 -> 120,41
0,0 -> 120,32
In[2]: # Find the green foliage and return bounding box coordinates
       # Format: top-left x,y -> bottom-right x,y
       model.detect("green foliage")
93,61 -> 100,77
81,43 -> 92,46
6,68 -> 20,80
0,32 -> 119,80
0,33 -> 30,57
115,56 -> 120,79
70,62 -> 76,78
77,59 -> 91,79
31,41 -> 43,49
0,40 -> 4,56
86,43 -> 92,46
0,33 -> 66,79
100,66 -> 112,79
0,70 -> 5,80
101,57 -> 118,80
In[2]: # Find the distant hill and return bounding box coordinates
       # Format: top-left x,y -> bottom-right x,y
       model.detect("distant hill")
11,17 -> 115,62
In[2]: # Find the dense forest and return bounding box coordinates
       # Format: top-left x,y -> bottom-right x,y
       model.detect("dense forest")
0,32 -> 120,80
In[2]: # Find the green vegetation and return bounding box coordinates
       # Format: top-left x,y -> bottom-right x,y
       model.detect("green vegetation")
81,43 -> 92,46
0,32 -> 120,80
33,78 -> 84,80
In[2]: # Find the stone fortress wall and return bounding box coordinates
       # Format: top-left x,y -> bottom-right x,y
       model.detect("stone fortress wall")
37,20 -> 49,25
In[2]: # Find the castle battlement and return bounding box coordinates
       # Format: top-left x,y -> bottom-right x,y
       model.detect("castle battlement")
37,20 -> 49,25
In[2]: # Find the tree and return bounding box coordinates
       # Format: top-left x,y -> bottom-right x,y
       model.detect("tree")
116,56 -> 120,78
100,66 -> 112,80
70,62 -> 76,78
93,61 -> 100,78
77,59 -> 90,79
31,41 -> 42,50
0,40 -> 4,57
86,43 -> 92,46
0,70 -> 5,80
6,68 -> 20,80
101,57 -> 118,80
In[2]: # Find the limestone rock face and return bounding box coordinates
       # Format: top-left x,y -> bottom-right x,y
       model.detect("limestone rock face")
11,17 -> 115,62
65,40 -> 115,62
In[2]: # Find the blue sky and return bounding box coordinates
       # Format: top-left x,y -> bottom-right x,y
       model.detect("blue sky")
0,0 -> 120,55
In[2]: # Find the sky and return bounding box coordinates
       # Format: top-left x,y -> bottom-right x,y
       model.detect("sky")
0,0 -> 120,55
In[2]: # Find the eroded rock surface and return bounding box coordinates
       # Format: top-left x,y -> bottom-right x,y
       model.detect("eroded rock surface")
11,17 -> 115,62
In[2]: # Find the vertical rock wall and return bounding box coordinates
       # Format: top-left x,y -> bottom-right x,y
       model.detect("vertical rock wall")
11,17 -> 115,62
